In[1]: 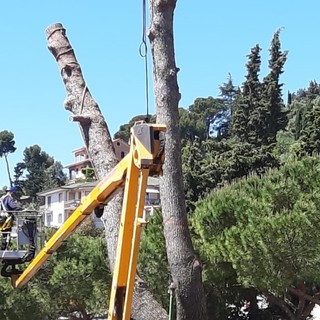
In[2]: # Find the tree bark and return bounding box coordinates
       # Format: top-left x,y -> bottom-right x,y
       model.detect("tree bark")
148,1 -> 208,319
45,23 -> 167,320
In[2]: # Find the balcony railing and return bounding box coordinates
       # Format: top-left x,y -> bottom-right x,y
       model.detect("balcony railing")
145,198 -> 160,206
64,199 -> 81,210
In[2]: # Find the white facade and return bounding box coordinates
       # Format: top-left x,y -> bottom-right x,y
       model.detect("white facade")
39,182 -> 97,228
39,179 -> 160,228
38,142 -> 160,228
65,140 -> 129,182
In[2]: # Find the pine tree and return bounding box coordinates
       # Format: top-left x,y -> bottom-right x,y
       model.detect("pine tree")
191,156 -> 320,319
0,130 -> 17,187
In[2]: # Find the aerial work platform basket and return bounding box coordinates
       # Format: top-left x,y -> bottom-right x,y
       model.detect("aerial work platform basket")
0,210 -> 45,269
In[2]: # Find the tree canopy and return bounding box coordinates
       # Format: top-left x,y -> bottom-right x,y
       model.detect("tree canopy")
191,156 -> 320,319
14,145 -> 67,201
0,224 -> 109,320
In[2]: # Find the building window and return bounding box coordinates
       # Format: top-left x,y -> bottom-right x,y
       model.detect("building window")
69,192 -> 75,201
75,154 -> 84,162
117,142 -> 120,146
70,169 -> 76,179
121,151 -> 125,159
58,213 -> 63,224
47,214 -> 52,226
59,193 -> 63,202
47,196 -> 51,207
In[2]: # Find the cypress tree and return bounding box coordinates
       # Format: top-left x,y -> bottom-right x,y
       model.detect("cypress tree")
298,97 -> 320,155
232,30 -> 288,148
232,44 -> 262,144
261,29 -> 288,145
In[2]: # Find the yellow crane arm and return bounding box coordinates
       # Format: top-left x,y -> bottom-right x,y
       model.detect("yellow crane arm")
13,122 -> 166,320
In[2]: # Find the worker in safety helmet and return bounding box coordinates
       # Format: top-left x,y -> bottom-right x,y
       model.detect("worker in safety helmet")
0,187 -> 36,278
0,187 -> 22,250
2,187 -> 22,212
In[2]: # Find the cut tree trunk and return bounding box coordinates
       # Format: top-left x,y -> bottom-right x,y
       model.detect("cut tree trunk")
45,23 -> 167,320
148,1 -> 208,320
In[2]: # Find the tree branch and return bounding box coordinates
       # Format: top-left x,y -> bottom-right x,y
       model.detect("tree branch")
288,286 -> 320,305
265,292 -> 295,320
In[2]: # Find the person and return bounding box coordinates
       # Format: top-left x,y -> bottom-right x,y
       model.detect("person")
0,187 -> 22,250
0,188 -> 36,278
1,187 -> 22,212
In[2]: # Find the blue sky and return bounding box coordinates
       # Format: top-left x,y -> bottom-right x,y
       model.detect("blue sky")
0,1 -> 319,186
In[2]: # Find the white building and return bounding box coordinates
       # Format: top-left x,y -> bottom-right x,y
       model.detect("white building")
65,139 -> 130,181
38,142 -> 160,228
38,181 -> 98,228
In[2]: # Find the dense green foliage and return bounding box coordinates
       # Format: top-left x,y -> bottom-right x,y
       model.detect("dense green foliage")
0,224 -> 109,320
114,114 -> 156,142
181,31 -> 288,214
191,156 -> 320,318
138,209 -> 170,309
14,145 -> 67,202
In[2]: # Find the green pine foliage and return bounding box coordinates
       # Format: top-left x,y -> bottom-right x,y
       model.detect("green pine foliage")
14,145 -> 67,202
138,209 -> 170,309
0,226 -> 109,320
191,156 -> 320,297
0,130 -> 17,186
182,138 -> 279,214
178,96 -> 228,146
114,114 -> 156,142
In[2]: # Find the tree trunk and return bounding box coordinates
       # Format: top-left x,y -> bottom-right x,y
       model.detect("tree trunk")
45,23 -> 167,320
4,154 -> 13,187
148,1 -> 208,319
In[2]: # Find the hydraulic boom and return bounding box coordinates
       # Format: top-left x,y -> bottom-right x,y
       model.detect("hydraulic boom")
13,122 -> 166,320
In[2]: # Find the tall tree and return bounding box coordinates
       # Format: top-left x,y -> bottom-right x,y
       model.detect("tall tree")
286,81 -> 320,155
298,97 -> 320,156
218,73 -> 239,139
148,0 -> 208,319
232,44 -> 262,144
261,29 -> 288,145
0,130 -> 17,187
45,23 -> 167,319
232,31 -> 288,147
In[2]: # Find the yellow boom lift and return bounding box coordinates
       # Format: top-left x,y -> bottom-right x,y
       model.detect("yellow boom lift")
4,122 -> 166,320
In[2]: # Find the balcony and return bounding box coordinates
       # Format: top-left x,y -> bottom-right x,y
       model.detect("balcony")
39,205 -> 53,214
64,199 -> 81,210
